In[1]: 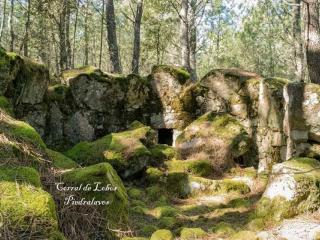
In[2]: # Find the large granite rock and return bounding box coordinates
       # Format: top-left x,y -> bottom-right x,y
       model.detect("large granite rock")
176,112 -> 251,172
256,158 -> 320,221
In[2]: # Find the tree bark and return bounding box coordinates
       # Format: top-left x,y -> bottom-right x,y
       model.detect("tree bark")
23,0 -> 31,57
72,0 -> 79,68
293,0 -> 304,82
66,1 -> 72,68
99,0 -> 105,69
131,0 -> 143,74
84,0 -> 89,66
303,0 -> 320,84
106,0 -> 122,73
9,0 -> 14,51
189,0 -> 197,81
59,0 -> 68,70
0,0 -> 7,43
180,0 -> 190,70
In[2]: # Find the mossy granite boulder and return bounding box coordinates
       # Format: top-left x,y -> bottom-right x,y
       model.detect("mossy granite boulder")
0,167 -> 64,239
61,163 -> 128,227
65,121 -> 156,178
180,227 -> 207,239
150,229 -> 174,240
176,112 -> 251,172
256,158 -> 320,221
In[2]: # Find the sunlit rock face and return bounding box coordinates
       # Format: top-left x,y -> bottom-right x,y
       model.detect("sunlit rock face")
256,158 -> 320,221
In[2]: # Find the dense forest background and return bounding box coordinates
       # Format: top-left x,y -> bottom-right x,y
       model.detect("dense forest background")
0,0 -> 319,82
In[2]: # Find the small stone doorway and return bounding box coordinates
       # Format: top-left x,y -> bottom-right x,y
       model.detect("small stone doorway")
158,128 -> 173,146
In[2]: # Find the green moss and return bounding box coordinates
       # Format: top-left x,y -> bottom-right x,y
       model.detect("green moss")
230,231 -> 257,240
150,229 -> 174,240
0,166 -> 41,187
122,238 -> 149,240
158,216 -> 177,229
46,84 -> 69,102
65,124 -> 155,178
146,167 -> 164,183
0,96 -> 14,115
152,65 -> 190,84
228,198 -> 251,208
211,222 -> 235,236
128,187 -> 143,200
264,77 -> 289,90
61,66 -> 100,79
246,218 -> 265,231
46,148 -> 78,169
62,163 -> 128,226
1,115 -> 46,149
166,172 -> 190,198
150,144 -> 176,163
180,228 -> 207,240
152,206 -> 179,218
140,225 -> 159,236
165,159 -> 213,177
0,167 -> 62,239
146,185 -> 164,201
188,177 -> 250,196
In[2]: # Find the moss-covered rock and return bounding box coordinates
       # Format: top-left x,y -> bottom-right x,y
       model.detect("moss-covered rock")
140,225 -> 159,236
0,96 -> 14,116
211,222 -> 236,236
166,172 -> 190,198
149,144 -> 177,164
150,229 -> 174,240
61,163 -> 128,227
180,227 -> 207,240
0,167 -> 63,239
165,159 -> 213,177
65,122 -> 156,178
256,158 -> 320,221
176,112 -> 250,173
128,187 -> 144,200
152,65 -> 190,84
122,237 -> 149,240
188,176 -> 250,196
230,231 -> 257,240
152,206 -> 179,218
146,167 -> 164,183
46,148 -> 78,169
158,216 -> 177,229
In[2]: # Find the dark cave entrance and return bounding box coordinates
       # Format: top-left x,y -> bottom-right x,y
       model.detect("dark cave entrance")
158,128 -> 173,146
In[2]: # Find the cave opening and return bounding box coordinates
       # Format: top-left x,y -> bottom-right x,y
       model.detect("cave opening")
158,128 -> 173,146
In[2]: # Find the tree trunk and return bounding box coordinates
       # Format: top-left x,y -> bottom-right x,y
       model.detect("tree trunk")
84,0 -> 89,66
9,0 -> 14,51
131,0 -> 143,74
99,0 -> 105,69
106,0 -> 122,73
59,0 -> 68,71
189,0 -> 197,81
180,0 -> 190,70
66,1 -> 72,68
293,0 -> 304,82
72,0 -> 79,68
0,0 -> 7,43
23,0 -> 31,57
303,0 -> 320,84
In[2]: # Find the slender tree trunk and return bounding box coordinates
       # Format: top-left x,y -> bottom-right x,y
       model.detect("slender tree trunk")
9,0 -> 14,51
131,0 -> 143,74
59,0 -> 68,70
189,0 -> 197,81
156,24 -> 161,65
72,0 -> 79,68
303,0 -> 320,84
293,0 -> 304,82
84,0 -> 89,66
180,0 -> 190,70
106,0 -> 122,73
66,2 -> 72,68
0,0 -> 7,43
99,0 -> 105,69
23,0 -> 31,57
